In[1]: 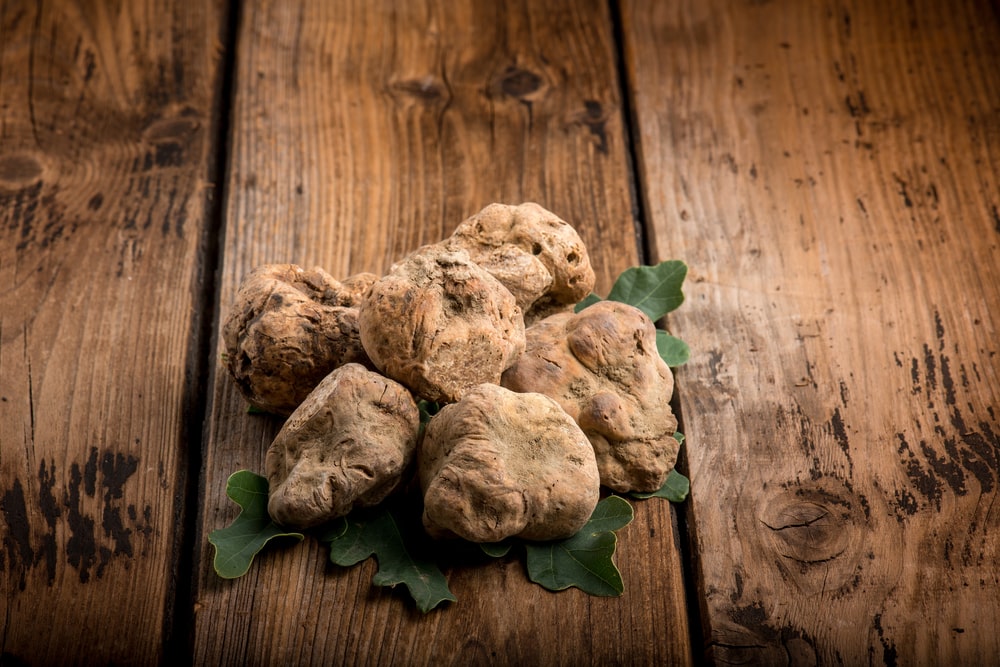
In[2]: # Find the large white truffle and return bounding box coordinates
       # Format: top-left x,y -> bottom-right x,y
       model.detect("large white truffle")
358,245 -> 525,403
502,300 -> 680,493
222,264 -> 376,415
266,364 -> 420,529
445,202 -> 596,323
419,384 -> 600,542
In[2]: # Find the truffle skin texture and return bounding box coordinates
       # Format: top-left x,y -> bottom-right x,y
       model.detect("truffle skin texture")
446,202 -> 596,324
501,300 -> 679,493
266,363 -> 420,529
222,264 -> 378,415
419,384 -> 600,542
358,245 -> 525,403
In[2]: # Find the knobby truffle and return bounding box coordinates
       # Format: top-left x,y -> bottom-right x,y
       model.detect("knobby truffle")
222,264 -> 377,415
419,384 -> 600,542
358,245 -> 525,403
265,363 -> 420,529
445,202 -> 596,324
502,300 -> 680,493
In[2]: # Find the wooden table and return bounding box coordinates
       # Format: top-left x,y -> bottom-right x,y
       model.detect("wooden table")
2,0 -> 998,664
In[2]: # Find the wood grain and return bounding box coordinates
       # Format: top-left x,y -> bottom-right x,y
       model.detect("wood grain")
191,0 -> 691,664
0,0 -> 225,663
623,0 -> 1000,663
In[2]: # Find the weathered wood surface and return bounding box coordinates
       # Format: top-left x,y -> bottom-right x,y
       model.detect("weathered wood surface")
624,0 -> 1000,663
0,0 -> 225,663
5,0 -> 998,664
191,0 -> 692,665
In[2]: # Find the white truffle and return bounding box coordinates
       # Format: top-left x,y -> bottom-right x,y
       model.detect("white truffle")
419,384 -> 600,542
502,300 -> 680,493
266,364 -> 420,529
358,245 -> 525,403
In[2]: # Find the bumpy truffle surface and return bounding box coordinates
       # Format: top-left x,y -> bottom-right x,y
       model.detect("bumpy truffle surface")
358,245 -> 525,403
446,202 -> 596,323
501,300 -> 679,493
419,384 -> 600,542
265,363 -> 420,529
222,264 -> 377,415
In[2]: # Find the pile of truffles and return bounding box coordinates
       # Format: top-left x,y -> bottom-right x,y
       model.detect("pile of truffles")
222,202 -> 680,543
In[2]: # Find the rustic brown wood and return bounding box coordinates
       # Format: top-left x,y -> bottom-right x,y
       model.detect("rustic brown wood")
623,0 -> 1000,663
191,0 -> 692,664
0,0 -> 225,663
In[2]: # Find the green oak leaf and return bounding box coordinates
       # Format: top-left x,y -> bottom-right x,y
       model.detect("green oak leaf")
322,502 -> 456,613
479,541 -> 514,558
605,260 -> 687,321
314,517 -> 349,543
656,329 -> 690,367
630,469 -> 691,502
417,400 -> 441,427
525,495 -> 634,596
209,470 -> 304,579
574,292 -> 603,312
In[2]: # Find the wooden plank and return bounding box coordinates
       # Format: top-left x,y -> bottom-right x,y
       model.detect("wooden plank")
192,0 -> 692,664
623,0 -> 1000,663
0,0 -> 225,663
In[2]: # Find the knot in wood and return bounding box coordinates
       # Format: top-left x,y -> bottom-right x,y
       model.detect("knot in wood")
0,152 -> 45,188
142,116 -> 201,145
758,483 -> 866,565
755,481 -> 873,598
389,76 -> 448,103
493,66 -> 544,100
760,498 -> 848,564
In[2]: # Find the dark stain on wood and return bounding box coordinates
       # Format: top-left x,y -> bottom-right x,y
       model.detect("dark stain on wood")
896,432 -> 943,510
1,448 -> 152,587
1,180 -> 80,252
728,601 -> 770,631
829,407 -> 852,474
845,91 -> 870,119
775,402 -> 856,482
892,174 -> 914,208
1,479 -> 34,591
707,348 -> 724,382
873,614 -> 899,667
579,100 -> 609,154
721,153 -> 738,174
100,452 -> 140,558
66,455 -> 99,583
37,460 -> 60,585
892,486 -> 918,521
919,435 -> 966,497
892,314 -> 1000,518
